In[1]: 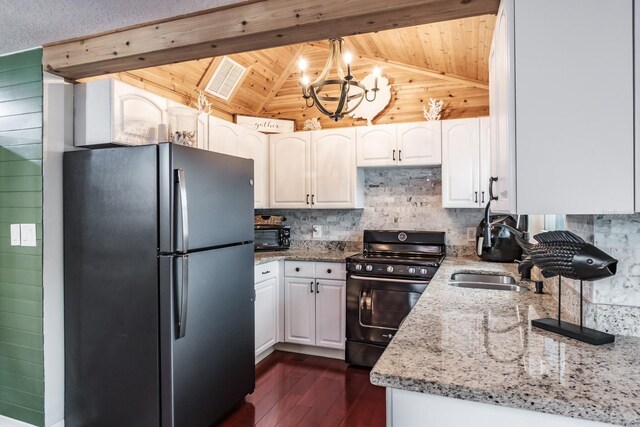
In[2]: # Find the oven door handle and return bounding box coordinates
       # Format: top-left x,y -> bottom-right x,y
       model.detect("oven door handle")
349,275 -> 431,285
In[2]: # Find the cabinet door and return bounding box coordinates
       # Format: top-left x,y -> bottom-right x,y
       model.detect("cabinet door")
490,0 -> 516,213
112,80 -> 166,145
208,116 -> 241,156
284,277 -> 316,346
479,117 -> 491,208
315,279 -> 345,349
254,277 -> 278,356
238,129 -> 269,209
442,118 -> 480,208
196,113 -> 208,150
356,124 -> 397,167
311,128 -> 358,208
396,122 -> 442,166
270,132 -> 311,208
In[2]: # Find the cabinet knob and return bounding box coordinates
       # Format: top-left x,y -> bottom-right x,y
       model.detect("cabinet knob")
327,269 -> 332,274
295,267 -> 300,272
262,270 -> 270,275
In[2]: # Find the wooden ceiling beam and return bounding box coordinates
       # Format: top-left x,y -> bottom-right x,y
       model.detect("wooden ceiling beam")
257,44 -> 307,115
307,41 -> 489,90
42,0 -> 499,80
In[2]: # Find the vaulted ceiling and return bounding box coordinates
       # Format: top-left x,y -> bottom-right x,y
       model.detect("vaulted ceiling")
82,14 -> 495,129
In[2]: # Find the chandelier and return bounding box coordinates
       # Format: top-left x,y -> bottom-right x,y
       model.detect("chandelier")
299,38 -> 380,121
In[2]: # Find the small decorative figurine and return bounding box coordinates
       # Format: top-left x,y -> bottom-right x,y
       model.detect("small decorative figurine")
303,117 -> 322,131
496,225 -> 617,345
422,98 -> 444,121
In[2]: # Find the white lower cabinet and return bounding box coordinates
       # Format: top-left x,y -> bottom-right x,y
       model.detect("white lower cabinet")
254,262 -> 280,357
284,277 -> 316,345
314,279 -> 346,349
284,261 -> 346,350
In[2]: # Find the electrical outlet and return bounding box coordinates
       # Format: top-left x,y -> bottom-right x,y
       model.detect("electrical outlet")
312,225 -> 322,239
467,227 -> 476,242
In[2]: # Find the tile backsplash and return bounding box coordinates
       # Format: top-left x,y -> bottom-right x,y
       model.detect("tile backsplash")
257,167 -> 484,256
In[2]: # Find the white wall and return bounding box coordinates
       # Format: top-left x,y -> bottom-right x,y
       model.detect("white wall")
42,71 -> 76,427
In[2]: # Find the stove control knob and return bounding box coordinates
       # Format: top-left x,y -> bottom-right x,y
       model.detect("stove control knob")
365,265 -> 373,272
420,268 -> 428,275
386,266 -> 394,273
408,267 -> 416,274
355,264 -> 363,271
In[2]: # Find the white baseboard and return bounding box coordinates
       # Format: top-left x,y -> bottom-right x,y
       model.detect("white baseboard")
255,347 -> 275,365
0,415 -> 36,427
47,420 -> 64,427
274,343 -> 345,360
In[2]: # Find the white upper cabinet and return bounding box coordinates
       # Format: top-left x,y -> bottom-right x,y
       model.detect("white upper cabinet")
442,117 -> 491,209
270,130 -> 363,209
357,122 -> 442,167
208,116 -> 241,156
490,0 -> 634,214
357,124 -> 397,166
239,130 -> 270,209
442,118 -> 481,208
396,122 -> 442,166
208,116 -> 270,208
196,112 -> 208,150
75,79 -> 167,147
270,132 -> 311,208
479,116 -> 491,207
311,128 -> 363,208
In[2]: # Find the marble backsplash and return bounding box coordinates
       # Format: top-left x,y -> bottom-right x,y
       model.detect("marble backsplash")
257,167 -> 483,257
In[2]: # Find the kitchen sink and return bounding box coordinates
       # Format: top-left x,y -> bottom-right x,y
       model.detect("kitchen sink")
448,273 -> 529,292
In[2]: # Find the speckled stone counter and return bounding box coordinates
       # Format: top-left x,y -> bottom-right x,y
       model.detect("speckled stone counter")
370,258 -> 640,426
254,249 -> 357,265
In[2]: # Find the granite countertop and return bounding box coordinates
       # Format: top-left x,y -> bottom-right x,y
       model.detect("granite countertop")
370,258 -> 640,426
254,249 -> 358,265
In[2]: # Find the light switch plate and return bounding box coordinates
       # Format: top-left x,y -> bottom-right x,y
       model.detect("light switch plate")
312,225 -> 322,239
10,224 -> 21,246
20,224 -> 36,247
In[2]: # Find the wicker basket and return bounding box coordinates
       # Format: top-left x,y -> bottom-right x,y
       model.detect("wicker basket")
254,215 -> 286,225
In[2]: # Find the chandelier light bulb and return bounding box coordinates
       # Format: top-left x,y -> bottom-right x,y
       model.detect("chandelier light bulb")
373,67 -> 381,78
298,58 -> 308,71
301,75 -> 310,86
343,51 -> 353,65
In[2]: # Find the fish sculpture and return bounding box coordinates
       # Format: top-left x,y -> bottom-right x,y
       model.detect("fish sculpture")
495,226 -> 618,281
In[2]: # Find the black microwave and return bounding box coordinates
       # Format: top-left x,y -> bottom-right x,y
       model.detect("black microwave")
254,225 -> 290,251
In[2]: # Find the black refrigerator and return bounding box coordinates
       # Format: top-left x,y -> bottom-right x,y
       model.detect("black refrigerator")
63,143 -> 255,427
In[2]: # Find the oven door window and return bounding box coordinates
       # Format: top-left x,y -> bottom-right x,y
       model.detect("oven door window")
255,230 -> 279,247
359,288 -> 421,330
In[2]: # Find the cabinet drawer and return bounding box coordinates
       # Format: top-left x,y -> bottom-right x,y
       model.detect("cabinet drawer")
284,261 -> 315,278
255,261 -> 278,282
314,262 -> 346,280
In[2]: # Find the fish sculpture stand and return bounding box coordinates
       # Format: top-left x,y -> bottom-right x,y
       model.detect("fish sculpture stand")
496,227 -> 617,345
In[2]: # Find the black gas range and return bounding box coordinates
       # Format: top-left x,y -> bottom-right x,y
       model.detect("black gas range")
345,230 -> 446,367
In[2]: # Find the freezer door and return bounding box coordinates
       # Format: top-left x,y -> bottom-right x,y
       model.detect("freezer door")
160,244 -> 255,427
159,143 -> 254,253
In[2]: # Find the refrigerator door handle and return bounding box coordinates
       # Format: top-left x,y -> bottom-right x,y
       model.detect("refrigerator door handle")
176,168 -> 189,253
176,255 -> 189,339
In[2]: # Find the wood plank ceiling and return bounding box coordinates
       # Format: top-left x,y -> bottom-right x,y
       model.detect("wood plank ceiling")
81,14 -> 495,130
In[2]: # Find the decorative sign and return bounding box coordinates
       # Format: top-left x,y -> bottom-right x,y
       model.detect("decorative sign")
235,115 -> 295,134
349,73 -> 392,126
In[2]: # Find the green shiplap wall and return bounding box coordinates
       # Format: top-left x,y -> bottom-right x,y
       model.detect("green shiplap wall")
0,49 -> 44,427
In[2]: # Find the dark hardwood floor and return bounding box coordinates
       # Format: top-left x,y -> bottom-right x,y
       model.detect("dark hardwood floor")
214,351 -> 386,427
